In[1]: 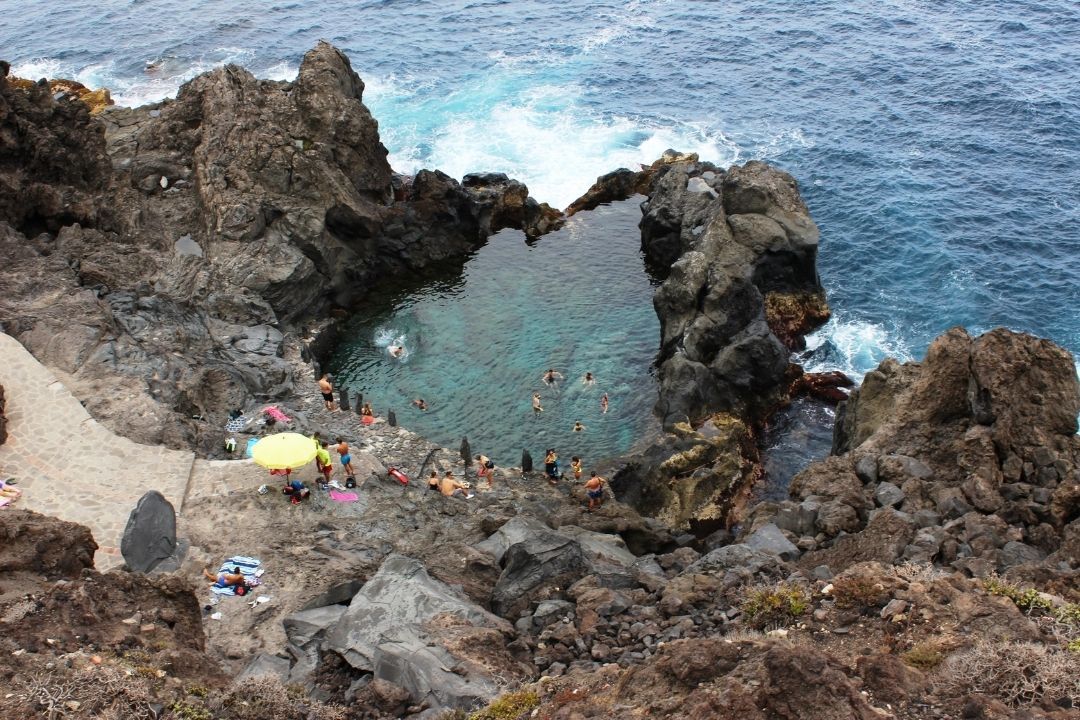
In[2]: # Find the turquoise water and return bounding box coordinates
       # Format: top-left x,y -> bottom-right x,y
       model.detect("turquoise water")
328,199 -> 661,467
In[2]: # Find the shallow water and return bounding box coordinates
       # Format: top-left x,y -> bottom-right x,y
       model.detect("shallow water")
328,198 -> 661,468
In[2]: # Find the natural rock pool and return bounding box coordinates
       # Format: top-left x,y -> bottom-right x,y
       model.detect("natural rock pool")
329,199 -> 663,468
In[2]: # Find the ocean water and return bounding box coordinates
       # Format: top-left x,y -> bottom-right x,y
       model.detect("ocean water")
4,1 -> 1078,462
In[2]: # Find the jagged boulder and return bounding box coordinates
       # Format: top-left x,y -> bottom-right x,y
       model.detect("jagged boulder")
324,554 -> 527,712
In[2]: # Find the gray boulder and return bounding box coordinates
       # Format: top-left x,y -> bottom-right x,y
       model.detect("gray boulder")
683,543 -> 782,577
532,600 -> 576,631
474,515 -> 550,564
284,604 -> 347,685
120,491 -> 177,573
237,653 -> 290,682
325,554 -> 515,712
491,533 -> 586,618
999,540 -> 1046,569
874,481 -> 905,508
744,523 -> 800,561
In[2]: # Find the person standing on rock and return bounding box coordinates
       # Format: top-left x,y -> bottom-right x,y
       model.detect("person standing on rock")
315,441 -> 333,487
585,472 -> 606,512
335,437 -> 355,477
318,374 -> 336,411
475,454 -> 494,486
532,392 -> 544,415
571,456 -> 583,481
544,448 -> 561,484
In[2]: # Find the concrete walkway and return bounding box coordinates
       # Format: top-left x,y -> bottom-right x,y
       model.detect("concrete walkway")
0,333 -> 195,568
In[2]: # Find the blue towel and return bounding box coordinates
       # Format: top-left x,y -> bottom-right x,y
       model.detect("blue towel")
245,437 -> 259,458
210,556 -> 262,596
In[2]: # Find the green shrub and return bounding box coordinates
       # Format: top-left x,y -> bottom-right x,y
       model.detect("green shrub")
983,577 -> 1052,612
741,581 -> 810,629
902,641 -> 947,670
1054,603 -> 1080,626
469,690 -> 541,720
170,701 -> 212,720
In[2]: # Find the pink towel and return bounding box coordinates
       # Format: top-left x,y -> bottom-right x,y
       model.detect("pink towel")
263,406 -> 292,423
330,490 -> 358,503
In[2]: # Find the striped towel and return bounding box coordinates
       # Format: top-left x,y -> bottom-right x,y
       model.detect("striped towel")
224,416 -> 248,432
209,556 -> 263,596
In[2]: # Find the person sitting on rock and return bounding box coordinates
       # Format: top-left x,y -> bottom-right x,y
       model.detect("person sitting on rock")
282,478 -> 310,504
203,566 -> 245,589
439,471 -> 473,499
427,470 -> 440,492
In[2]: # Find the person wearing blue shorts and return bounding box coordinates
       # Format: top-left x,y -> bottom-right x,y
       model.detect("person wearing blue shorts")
336,437 -> 355,477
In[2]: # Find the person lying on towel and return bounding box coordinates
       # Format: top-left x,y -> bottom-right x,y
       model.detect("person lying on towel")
203,566 -> 245,589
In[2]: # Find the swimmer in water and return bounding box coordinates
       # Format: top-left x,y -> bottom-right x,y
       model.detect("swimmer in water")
412,398 -> 428,411
573,421 -> 586,432
542,368 -> 563,387
389,344 -> 405,358
582,372 -> 595,386
532,392 -> 544,414
600,393 -> 609,414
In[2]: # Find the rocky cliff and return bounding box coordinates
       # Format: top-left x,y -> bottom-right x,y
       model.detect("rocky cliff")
572,152 -> 833,529
0,44 -> 560,453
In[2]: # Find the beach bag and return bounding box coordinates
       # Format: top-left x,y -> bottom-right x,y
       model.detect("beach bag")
345,476 -> 357,489
235,585 -> 247,596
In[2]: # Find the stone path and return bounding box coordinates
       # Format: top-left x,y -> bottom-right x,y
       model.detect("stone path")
0,333 -> 195,568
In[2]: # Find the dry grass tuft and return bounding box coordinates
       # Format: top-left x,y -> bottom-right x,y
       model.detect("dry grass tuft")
938,640 -> 1080,708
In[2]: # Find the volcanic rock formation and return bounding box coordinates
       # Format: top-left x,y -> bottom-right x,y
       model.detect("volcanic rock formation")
0,44 -> 559,453
573,151 -> 832,528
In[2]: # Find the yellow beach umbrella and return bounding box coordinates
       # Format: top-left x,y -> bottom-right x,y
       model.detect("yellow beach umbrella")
251,432 -> 318,471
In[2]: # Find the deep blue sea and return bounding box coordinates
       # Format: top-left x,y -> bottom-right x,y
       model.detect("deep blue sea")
4,1 -> 1078,464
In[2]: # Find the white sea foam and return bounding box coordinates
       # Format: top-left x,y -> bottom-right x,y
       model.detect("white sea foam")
12,51 -> 298,108
799,315 -> 913,382
372,78 -> 741,209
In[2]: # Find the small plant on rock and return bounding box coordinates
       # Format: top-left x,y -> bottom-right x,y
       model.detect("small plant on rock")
902,640 -> 948,670
169,701 -> 212,720
740,581 -> 810,630
468,690 -> 540,720
831,575 -> 891,611
983,576 -> 1053,613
